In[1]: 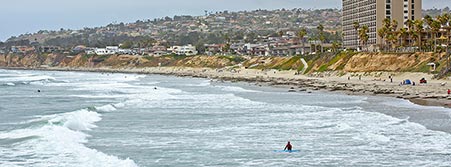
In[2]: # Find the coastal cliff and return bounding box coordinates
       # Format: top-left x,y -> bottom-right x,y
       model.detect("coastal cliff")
0,52 -> 446,74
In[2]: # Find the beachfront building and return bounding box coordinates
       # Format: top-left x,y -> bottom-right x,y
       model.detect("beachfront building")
39,46 -> 61,53
204,44 -> 226,56
11,46 -> 35,54
342,0 -> 422,50
168,44 -> 198,56
94,46 -> 119,55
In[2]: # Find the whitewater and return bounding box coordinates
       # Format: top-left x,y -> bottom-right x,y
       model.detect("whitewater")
0,69 -> 450,167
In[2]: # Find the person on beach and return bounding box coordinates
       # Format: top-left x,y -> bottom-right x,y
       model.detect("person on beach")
284,141 -> 292,151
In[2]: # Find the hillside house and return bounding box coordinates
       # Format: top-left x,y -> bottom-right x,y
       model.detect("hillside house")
168,44 -> 198,56
94,46 -> 119,55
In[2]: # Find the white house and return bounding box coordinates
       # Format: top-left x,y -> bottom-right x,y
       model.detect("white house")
94,46 -> 119,55
168,44 -> 198,56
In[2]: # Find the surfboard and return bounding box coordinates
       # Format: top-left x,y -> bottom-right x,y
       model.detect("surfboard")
273,150 -> 300,153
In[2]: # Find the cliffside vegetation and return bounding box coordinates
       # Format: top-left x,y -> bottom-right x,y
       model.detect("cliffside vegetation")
0,52 -> 447,76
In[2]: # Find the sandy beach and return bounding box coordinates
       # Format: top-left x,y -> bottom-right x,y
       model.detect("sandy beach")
4,66 -> 451,108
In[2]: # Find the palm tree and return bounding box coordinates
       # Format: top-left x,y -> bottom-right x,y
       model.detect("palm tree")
223,34 -> 231,54
383,18 -> 391,29
424,15 -> 434,51
298,28 -> 307,54
448,15 -> 451,47
387,20 -> 399,52
414,20 -> 424,51
399,28 -> 409,48
379,18 -> 392,51
438,14 -> 450,47
359,25 -> 369,51
391,20 -> 399,32
431,20 -> 442,52
331,41 -> 342,53
437,13 -> 450,28
386,31 -> 399,52
353,22 -> 360,49
405,19 -> 415,48
392,32 -> 400,50
378,27 -> 388,51
317,24 -> 325,53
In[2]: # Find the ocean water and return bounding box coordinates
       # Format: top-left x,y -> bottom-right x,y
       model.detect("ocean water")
0,69 -> 451,167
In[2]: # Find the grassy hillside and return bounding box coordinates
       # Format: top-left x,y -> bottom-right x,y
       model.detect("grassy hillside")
0,52 -> 447,75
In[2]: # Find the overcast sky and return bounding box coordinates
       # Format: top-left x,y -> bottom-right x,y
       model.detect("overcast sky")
0,0 -> 449,41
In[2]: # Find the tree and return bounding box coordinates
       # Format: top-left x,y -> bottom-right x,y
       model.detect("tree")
438,13 -> 450,28
353,22 -> 360,49
331,41 -> 341,53
414,20 -> 424,51
438,13 -> 450,47
224,34 -> 231,44
405,19 -> 415,47
398,28 -> 409,47
278,30 -> 284,37
359,25 -> 369,51
449,16 -> 451,47
387,33 -> 398,51
223,43 -> 231,54
391,20 -> 399,32
120,41 -> 133,49
317,24 -> 325,53
378,18 -> 392,51
431,20 -> 442,52
383,18 -> 391,29
298,28 -> 307,54
378,27 -> 388,51
424,15 -> 434,51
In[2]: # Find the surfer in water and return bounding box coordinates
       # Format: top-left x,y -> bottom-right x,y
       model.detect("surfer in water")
284,141 -> 292,151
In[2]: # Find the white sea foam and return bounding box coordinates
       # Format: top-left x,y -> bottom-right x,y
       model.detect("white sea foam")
46,109 -> 101,131
95,104 -> 117,112
0,105 -> 138,167
0,74 -> 56,83
186,80 -> 211,87
215,85 -> 260,92
0,125 -> 138,167
70,94 -> 124,99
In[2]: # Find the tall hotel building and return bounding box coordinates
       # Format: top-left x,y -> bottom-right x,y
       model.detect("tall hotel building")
342,0 -> 422,49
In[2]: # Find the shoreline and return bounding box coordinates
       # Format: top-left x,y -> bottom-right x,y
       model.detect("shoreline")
2,66 -> 451,108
